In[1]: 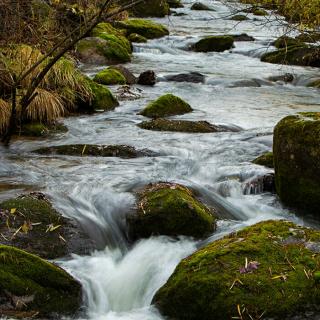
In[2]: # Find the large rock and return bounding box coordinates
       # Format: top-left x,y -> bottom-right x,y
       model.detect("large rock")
76,37 -> 131,64
34,144 -> 154,158
127,182 -> 216,240
0,245 -> 81,318
93,68 -> 127,85
0,193 -> 92,259
124,0 -> 169,17
192,36 -> 234,52
261,46 -> 320,67
273,112 -> 320,214
113,19 -> 169,39
138,70 -> 156,85
153,220 -> 320,320
139,94 -> 192,118
138,119 -> 219,133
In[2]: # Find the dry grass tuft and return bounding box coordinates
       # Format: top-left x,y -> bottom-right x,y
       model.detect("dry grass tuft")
0,99 -> 11,134
25,88 -> 64,123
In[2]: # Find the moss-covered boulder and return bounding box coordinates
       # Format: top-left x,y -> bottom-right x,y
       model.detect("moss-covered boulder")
192,36 -> 234,52
273,36 -> 304,49
127,33 -> 148,43
76,37 -> 131,64
93,68 -> 126,85
113,19 -> 169,39
191,2 -> 214,11
108,65 -> 137,85
18,122 -> 68,137
230,14 -> 249,21
139,94 -> 192,118
167,0 -> 184,8
261,46 -> 320,67
124,0 -> 169,17
273,113 -> 320,214
153,220 -> 320,320
138,119 -> 219,133
0,245 -> 81,318
127,182 -> 216,240
82,80 -> 119,112
91,22 -> 125,38
34,144 -> 154,158
94,33 -> 132,55
252,152 -> 274,168
0,193 -> 92,259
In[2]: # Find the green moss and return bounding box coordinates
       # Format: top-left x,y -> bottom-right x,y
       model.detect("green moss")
252,152 -> 274,168
91,22 -> 125,37
261,46 -> 320,67
128,182 -> 216,240
76,37 -> 131,64
95,33 -> 132,54
138,119 -> 219,133
93,68 -> 126,85
84,79 -> 119,111
192,36 -> 234,52
139,94 -> 192,118
34,144 -> 152,158
113,19 -> 169,39
273,36 -> 304,49
0,245 -> 81,317
153,220 -> 320,320
127,33 -> 148,43
18,122 -> 68,137
273,113 -> 320,214
253,8 -> 268,15
0,196 -> 69,259
230,14 -> 249,21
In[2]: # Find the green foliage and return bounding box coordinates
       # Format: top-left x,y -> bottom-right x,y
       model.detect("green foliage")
153,220 -> 320,320
139,94 -> 192,118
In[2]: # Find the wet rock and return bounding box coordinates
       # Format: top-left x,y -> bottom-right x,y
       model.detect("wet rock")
268,73 -> 294,83
127,182 -> 217,240
191,2 -> 214,11
232,33 -> 255,42
227,79 -> 262,88
273,36 -> 304,49
167,0 -> 184,8
0,193 -> 93,259
76,37 -> 131,64
81,79 -> 119,112
165,72 -> 205,83
109,65 -> 137,85
138,119 -> 219,133
172,11 -> 187,16
261,46 -> 320,67
0,245 -> 81,318
19,122 -> 68,137
139,94 -> 192,118
122,0 -> 169,17
113,19 -> 169,39
138,70 -> 157,85
230,14 -> 249,21
243,173 -> 275,194
93,68 -> 126,85
252,152 -> 274,168
34,144 -> 154,158
273,112 -> 320,214
127,33 -> 148,43
192,36 -> 234,52
153,220 -> 320,320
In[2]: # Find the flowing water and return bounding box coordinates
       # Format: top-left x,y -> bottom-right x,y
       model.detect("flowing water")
1,0 -> 320,319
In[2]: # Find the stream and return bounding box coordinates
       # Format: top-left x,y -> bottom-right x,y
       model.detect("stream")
1,0 -> 320,319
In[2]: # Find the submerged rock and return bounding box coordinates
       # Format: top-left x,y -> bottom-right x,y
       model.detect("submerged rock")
113,19 -> 169,39
252,152 -> 274,168
76,37 -> 131,64
230,14 -> 249,21
34,144 -> 154,158
138,70 -> 157,85
268,73 -> 294,83
165,72 -> 205,83
153,220 -> 320,320
138,119 -> 219,133
139,94 -> 192,118
273,112 -> 320,214
0,193 -> 92,259
191,2 -> 214,11
0,245 -> 81,318
192,36 -> 234,52
261,46 -> 320,67
127,182 -> 216,240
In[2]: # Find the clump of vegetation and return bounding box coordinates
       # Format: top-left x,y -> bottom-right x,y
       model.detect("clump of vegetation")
153,220 -> 320,320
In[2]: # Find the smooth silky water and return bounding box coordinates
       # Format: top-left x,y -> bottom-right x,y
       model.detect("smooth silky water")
1,0 -> 320,319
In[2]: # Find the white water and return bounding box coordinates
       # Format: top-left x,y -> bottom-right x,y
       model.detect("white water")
1,0 -> 320,319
